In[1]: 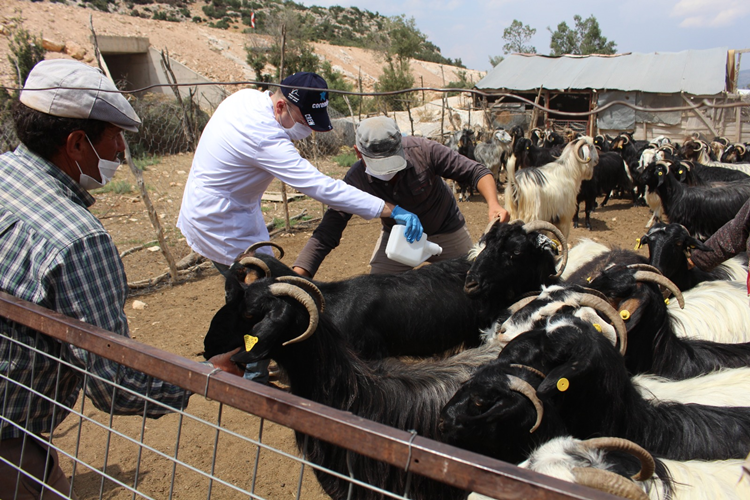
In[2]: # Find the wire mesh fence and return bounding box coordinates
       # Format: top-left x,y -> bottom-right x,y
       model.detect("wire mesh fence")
0,290 -> 613,500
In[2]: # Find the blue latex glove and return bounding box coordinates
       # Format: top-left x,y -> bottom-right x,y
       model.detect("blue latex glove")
391,205 -> 423,243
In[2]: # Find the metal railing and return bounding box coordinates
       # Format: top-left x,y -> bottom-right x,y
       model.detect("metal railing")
0,290 -> 617,500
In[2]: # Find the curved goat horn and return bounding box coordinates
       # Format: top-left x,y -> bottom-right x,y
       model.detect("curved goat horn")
626,263 -> 663,275
507,293 -> 539,315
522,220 -> 569,278
242,241 -> 285,260
579,437 -> 656,482
632,271 -> 685,309
576,293 -> 628,356
571,468 -> 649,500
510,364 -> 546,380
268,283 -> 320,346
238,257 -> 271,280
573,139 -> 593,164
507,375 -> 543,433
275,276 -> 326,313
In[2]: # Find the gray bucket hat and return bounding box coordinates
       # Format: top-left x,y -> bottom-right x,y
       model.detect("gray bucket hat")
355,116 -> 407,175
20,59 -> 141,132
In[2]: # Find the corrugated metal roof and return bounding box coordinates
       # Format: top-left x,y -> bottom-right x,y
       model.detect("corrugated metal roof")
476,48 -> 728,95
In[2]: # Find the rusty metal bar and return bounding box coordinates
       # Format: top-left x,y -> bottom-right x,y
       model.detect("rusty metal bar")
0,290 -> 618,500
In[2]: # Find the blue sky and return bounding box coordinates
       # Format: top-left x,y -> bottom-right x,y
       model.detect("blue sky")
299,0 -> 750,72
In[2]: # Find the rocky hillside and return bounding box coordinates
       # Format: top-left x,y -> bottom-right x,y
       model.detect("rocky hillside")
0,0 -> 484,92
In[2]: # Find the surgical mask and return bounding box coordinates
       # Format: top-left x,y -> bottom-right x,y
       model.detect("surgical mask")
278,105 -> 313,141
76,135 -> 121,190
366,168 -> 397,182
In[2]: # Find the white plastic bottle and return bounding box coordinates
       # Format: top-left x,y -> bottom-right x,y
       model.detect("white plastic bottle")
385,228 -> 443,267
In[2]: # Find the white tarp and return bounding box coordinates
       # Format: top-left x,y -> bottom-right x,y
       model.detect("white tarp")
477,48 -> 728,96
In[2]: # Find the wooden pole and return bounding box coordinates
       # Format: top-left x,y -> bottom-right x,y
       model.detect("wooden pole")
407,100 -> 414,136
681,94 -> 720,139
278,24 -> 290,232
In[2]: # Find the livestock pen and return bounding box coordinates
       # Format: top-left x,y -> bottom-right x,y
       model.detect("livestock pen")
0,291 -> 618,500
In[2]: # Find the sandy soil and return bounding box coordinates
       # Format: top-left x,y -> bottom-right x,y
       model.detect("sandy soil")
1,3 -> 656,498
47,149 -> 654,499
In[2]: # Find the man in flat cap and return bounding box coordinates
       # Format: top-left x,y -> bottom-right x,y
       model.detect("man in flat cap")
292,116 -> 509,277
177,72 -> 423,383
0,59 -> 241,499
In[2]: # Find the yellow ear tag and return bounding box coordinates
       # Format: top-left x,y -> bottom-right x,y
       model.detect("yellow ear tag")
678,170 -> 684,175
658,171 -> 663,176
593,323 -> 602,332
664,297 -> 670,306
634,238 -> 641,250
586,276 -> 592,283
557,378 -> 570,392
244,334 -> 259,352
620,310 -> 631,321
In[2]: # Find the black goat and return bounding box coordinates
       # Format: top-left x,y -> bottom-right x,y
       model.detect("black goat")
668,159 -> 749,185
638,222 -> 748,291
584,264 -> 750,379
463,220 -> 567,315
208,254 -> 481,360
511,137 -> 561,169
455,128 -> 477,200
640,160 -> 750,240
206,278 -> 499,500
441,313 -> 750,463
574,151 -> 633,230
593,134 -> 612,152
210,222 -> 566,362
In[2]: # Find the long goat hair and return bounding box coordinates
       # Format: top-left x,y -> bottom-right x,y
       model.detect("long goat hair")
505,136 -> 598,239
204,277 -> 501,500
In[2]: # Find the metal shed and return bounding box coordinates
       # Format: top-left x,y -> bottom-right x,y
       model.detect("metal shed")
475,47 -> 749,142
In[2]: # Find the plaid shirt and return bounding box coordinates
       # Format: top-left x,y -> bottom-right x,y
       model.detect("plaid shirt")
0,145 -> 189,441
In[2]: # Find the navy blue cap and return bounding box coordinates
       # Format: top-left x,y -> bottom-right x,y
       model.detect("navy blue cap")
280,72 -> 332,132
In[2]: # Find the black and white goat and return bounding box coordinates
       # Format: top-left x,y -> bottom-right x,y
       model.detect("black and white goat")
505,136 -> 599,239
638,221 -> 747,291
517,436 -> 750,500
440,313 -> 750,463
639,160 -> 750,240
204,278 -> 499,500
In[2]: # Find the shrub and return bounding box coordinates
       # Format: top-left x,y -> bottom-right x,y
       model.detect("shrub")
126,94 -> 210,158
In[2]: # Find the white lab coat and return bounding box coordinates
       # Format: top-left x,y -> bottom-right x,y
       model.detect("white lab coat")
177,89 -> 384,265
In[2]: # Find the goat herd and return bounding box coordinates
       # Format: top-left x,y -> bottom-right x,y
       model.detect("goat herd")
202,127 -> 750,500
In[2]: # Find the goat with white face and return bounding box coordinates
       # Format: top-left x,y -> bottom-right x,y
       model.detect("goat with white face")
505,136 -> 598,240
518,436 -> 750,500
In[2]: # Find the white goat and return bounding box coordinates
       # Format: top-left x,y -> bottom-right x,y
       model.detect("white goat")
505,136 -> 598,240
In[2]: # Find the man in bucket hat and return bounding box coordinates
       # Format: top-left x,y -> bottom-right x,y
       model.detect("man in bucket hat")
292,116 -> 509,277
178,72 -> 422,383
0,59 -> 242,499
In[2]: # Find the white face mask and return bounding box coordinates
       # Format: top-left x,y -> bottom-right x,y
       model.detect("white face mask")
366,169 -> 397,182
278,105 -> 313,141
76,135 -> 121,190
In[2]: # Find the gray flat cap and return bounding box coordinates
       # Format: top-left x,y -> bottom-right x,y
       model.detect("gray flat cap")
20,59 -> 141,132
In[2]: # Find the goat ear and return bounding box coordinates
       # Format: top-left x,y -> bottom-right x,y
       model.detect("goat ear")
537,359 -> 580,396
225,275 -> 245,304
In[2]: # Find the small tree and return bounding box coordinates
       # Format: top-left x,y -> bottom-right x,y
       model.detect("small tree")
548,14 -> 617,56
488,55 -> 505,67
319,60 -> 359,115
502,20 -> 537,54
374,15 -> 420,111
6,21 -> 46,94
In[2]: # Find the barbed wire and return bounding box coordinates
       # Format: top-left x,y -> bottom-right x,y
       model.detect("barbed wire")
4,80 -> 749,119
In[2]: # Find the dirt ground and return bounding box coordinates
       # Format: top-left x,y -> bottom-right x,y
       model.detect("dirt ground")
48,150 -> 655,499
